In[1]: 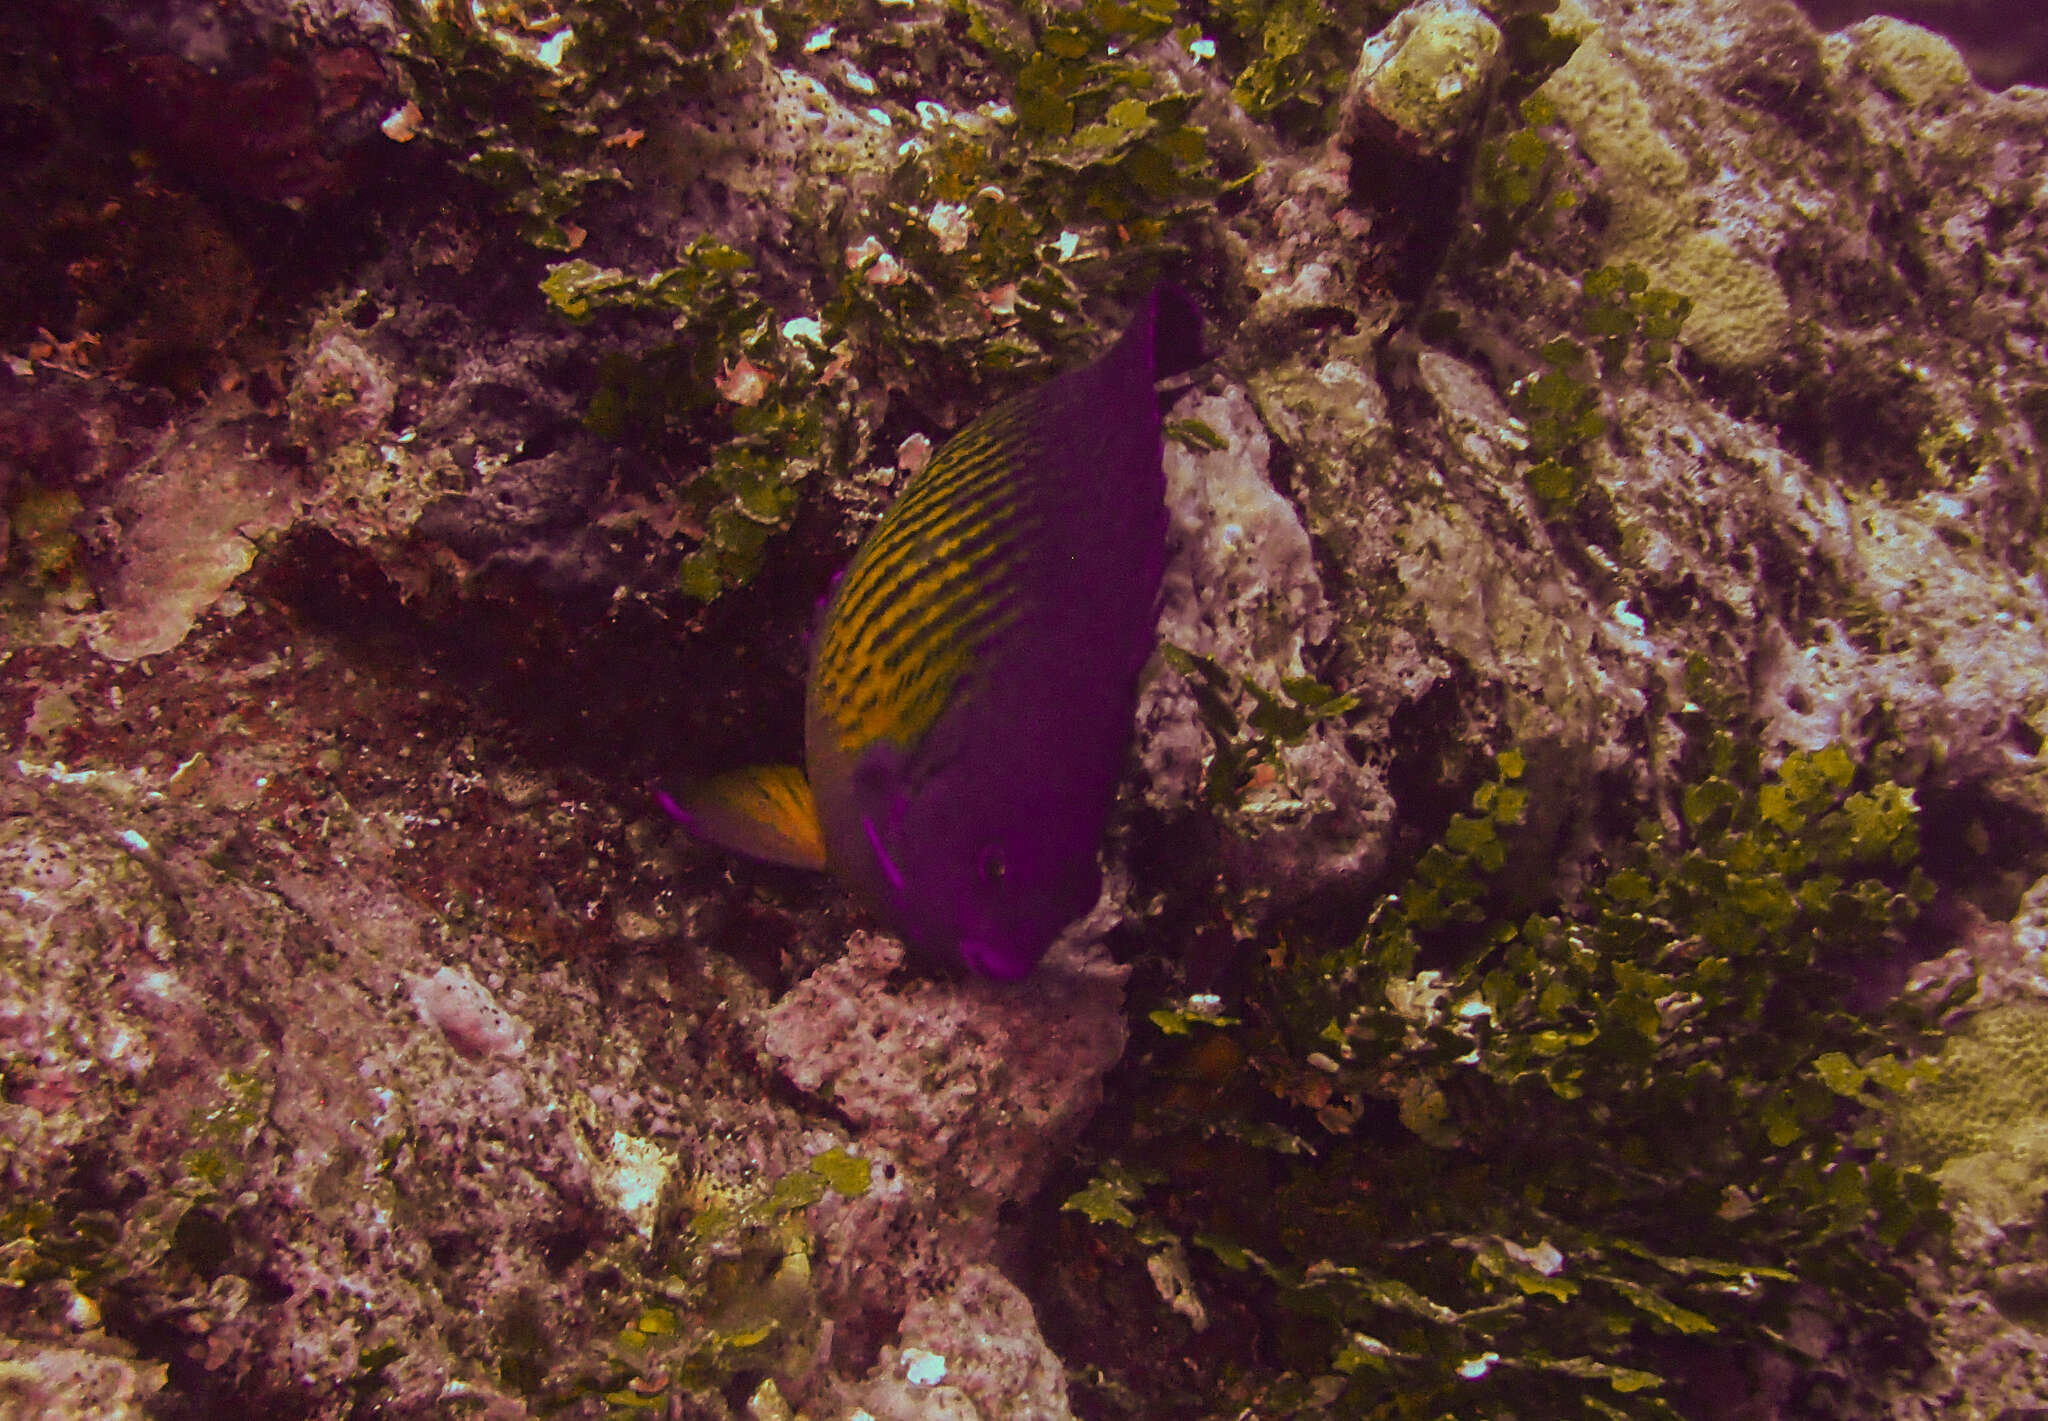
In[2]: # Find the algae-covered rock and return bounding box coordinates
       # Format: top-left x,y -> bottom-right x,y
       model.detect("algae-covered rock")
852,1266 -> 1072,1421
0,1343 -> 163,1421
759,931 -> 1129,1210
1139,384 -> 1388,895
1846,16 -> 1976,108
1343,0 -> 1504,156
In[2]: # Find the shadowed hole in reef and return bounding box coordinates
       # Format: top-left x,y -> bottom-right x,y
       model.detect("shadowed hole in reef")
1116,803 -> 1237,992
169,1205 -> 235,1279
103,1296 -> 301,1421
428,1231 -> 468,1271
84,1189 -> 308,1421
249,522 -> 819,786
1024,1200 -> 1251,1421
538,1224 -> 593,1272
35,1154 -> 298,1420
1915,779 -> 2048,921
2008,715 -> 2045,758
496,1292 -> 552,1394
1344,131 -> 1470,305
1991,1264 -> 2048,1331
249,523 -> 845,988
1378,669 -> 1493,876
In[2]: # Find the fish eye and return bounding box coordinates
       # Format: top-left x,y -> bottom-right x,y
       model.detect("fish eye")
977,844 -> 1007,884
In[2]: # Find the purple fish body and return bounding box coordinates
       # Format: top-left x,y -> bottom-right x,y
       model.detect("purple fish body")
669,285 -> 1205,979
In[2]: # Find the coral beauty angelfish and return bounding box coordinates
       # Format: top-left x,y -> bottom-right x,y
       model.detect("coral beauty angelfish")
663,284 -> 1207,979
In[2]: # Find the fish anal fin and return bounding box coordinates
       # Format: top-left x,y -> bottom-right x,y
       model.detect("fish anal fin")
659,764 -> 828,871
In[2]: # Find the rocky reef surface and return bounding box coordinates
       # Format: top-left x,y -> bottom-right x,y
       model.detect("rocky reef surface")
4,0 -> 2048,1417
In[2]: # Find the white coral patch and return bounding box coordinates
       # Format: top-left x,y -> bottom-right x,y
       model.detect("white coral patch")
596,1131 -> 673,1237
716,356 -> 773,406
407,966 -> 530,1059
902,1348 -> 946,1386
927,202 -> 974,253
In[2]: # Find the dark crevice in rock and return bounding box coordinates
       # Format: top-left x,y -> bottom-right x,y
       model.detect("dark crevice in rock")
1916,779 -> 2048,921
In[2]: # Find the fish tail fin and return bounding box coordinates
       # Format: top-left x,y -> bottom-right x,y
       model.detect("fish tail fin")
657,764 -> 828,871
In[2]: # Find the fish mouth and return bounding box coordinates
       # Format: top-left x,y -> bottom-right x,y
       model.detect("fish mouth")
957,934 -> 1031,982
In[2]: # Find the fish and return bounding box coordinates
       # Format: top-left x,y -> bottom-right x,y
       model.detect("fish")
664,284 -> 1206,979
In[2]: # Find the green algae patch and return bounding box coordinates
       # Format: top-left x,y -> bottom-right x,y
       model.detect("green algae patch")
1061,738 -> 1950,1417
1161,646 -> 1360,811
550,1152 -> 867,1412
1215,0 -> 1382,137
539,238 -> 834,599
2,479 -> 96,642
396,0 -> 1232,606
391,0 -> 745,250
806,1147 -> 872,1199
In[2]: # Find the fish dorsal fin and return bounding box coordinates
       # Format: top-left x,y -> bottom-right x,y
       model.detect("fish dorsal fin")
658,765 -> 828,871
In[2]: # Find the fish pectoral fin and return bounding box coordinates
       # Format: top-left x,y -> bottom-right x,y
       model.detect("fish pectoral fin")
657,764 -> 828,871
